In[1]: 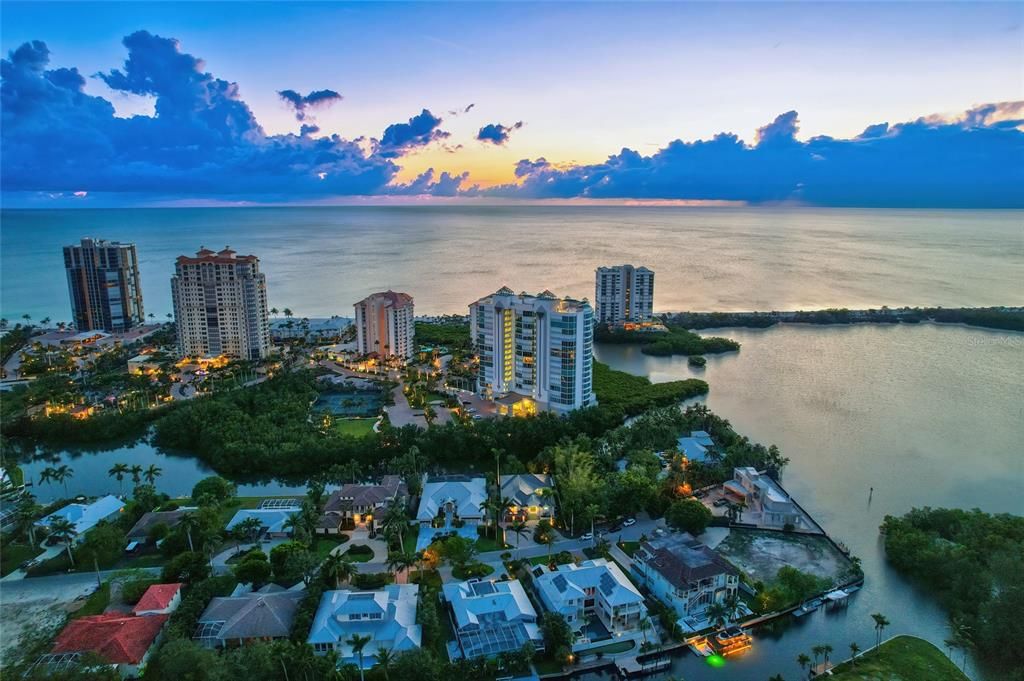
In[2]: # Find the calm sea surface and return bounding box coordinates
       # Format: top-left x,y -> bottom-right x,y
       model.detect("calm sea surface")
3,207 -> 1022,679
1,206 -> 1022,320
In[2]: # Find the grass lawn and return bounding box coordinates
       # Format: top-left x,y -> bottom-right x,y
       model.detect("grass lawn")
71,582 -> 111,619
475,530 -> 507,553
529,555 -> 553,566
452,562 -> 495,580
331,417 -> 376,437
400,525 -> 418,554
0,542 -> 43,576
828,636 -> 968,681
312,535 -> 348,560
534,657 -> 568,675
617,541 -> 640,557
342,544 -> 374,562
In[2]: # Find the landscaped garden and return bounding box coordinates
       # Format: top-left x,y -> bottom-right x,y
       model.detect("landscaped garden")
341,543 -> 374,562
828,636 -> 968,681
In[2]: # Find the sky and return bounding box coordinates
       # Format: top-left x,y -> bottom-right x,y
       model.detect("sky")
1,1 -> 1022,207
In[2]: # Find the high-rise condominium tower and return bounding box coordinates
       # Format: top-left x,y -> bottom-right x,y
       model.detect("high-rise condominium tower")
353,291 -> 415,362
470,287 -> 596,414
595,265 -> 654,325
171,247 -> 270,360
63,238 -> 145,332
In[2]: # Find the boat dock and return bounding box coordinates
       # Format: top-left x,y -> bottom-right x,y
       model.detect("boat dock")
615,655 -> 671,676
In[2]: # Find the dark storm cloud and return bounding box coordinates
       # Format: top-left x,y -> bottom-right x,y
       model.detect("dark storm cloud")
487,106 -> 1024,207
477,120 -> 523,145
375,109 -> 450,157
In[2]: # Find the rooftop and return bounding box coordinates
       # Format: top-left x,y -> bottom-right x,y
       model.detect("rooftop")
195,585 -> 304,643
133,583 -> 182,614
639,534 -> 737,590
52,612 -> 168,664
417,476 -> 487,521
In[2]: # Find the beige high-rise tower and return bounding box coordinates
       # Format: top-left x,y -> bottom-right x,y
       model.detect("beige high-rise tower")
353,291 -> 415,362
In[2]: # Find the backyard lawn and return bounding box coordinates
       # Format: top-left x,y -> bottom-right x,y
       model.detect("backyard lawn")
312,535 -> 349,560
584,640 -> 636,656
475,529 -> 507,553
617,540 -> 640,557
828,636 -> 968,681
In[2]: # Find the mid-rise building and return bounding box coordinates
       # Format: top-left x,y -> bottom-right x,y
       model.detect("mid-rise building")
353,291 -> 415,362
470,288 -> 596,414
595,265 -> 654,326
171,247 -> 271,360
63,238 -> 144,332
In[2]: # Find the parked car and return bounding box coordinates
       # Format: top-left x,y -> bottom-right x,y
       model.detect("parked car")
713,498 -> 730,507
623,518 -> 637,527
694,490 -> 707,498
472,414 -> 483,420
580,532 -> 594,541
608,524 -> 623,533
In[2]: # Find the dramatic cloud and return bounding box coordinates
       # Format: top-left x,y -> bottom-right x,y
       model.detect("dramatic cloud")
389,168 -> 469,196
477,120 -> 523,145
278,88 -> 342,125
487,105 -> 1024,207
1,33 -> 400,197
375,109 -> 450,157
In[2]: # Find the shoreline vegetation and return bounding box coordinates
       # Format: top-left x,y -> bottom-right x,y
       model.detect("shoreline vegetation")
664,305 -> 1024,332
828,635 -> 969,681
596,324 -> 741,357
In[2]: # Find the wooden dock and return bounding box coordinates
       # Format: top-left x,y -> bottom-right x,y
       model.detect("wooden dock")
615,655 -> 671,676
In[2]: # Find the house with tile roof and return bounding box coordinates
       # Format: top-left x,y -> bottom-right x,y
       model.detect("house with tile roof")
35,495 -> 125,542
317,475 -> 407,534
500,474 -> 555,522
442,579 -> 543,660
308,585 -> 421,668
194,584 -> 304,648
630,534 -> 741,631
49,612 -> 168,677
535,558 -> 648,648
133,583 -> 183,616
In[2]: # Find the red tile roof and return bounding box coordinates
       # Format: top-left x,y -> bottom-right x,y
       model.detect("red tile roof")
52,613 -> 168,664
132,583 -> 182,614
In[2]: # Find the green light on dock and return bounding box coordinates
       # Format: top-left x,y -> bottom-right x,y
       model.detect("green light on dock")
706,654 -> 726,668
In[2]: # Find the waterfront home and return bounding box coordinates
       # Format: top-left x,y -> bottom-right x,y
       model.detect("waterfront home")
442,579 -> 543,660
45,611 -> 167,677
308,585 -> 421,668
415,476 -> 487,549
225,501 -> 302,538
132,583 -> 183,616
535,559 -> 648,647
194,584 -> 303,649
317,475 -> 407,534
35,495 -> 125,542
631,534 -> 740,631
126,509 -> 189,543
500,474 -> 555,522
676,430 -> 716,462
725,467 -> 804,529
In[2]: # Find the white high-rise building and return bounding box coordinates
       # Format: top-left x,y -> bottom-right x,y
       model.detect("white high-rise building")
470,287 -> 596,415
353,291 -> 415,362
595,265 -> 654,325
171,247 -> 271,360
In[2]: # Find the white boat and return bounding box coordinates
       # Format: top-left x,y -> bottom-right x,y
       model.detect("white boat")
793,598 -> 823,617
687,636 -> 713,657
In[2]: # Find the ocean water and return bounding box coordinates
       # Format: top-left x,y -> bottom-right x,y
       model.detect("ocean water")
1,206 -> 1022,321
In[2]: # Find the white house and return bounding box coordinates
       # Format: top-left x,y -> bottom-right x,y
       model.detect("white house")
725,467 -> 803,528
225,502 -> 302,537
442,579 -> 543,660
308,585 -> 421,668
535,559 -> 648,647
630,534 -> 740,631
416,476 -> 487,526
35,495 -> 125,542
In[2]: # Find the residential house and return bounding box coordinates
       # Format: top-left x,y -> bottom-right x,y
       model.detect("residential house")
308,585 -> 421,668
35,495 -> 125,543
415,476 -> 487,549
725,467 -> 804,529
676,430 -> 715,463
500,474 -> 554,522
631,534 -> 740,631
317,475 -> 407,534
535,559 -> 648,648
442,579 -> 543,660
194,584 -> 304,649
126,510 -> 188,543
225,506 -> 301,538
133,583 -> 183,616
48,612 -> 167,677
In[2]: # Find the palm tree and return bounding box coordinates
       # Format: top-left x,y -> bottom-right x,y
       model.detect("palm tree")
283,308 -> 293,319
270,307 -> 279,317
108,463 -> 130,495
143,464 -> 162,485
51,465 -> 74,496
48,517 -> 78,566
822,644 -> 833,670
871,612 -> 890,652
706,602 -> 728,630
491,494 -> 514,542
811,645 -> 824,670
723,592 -> 741,624
21,313 -> 32,325
37,467 -> 56,488
17,496 -> 41,546
639,616 -> 653,644
346,633 -> 372,681
796,653 -> 810,677
508,520 -> 529,557
321,553 -> 356,588
180,513 -> 202,552
129,464 -> 143,485
374,646 -> 394,681
40,317 -> 51,328
849,642 -> 861,667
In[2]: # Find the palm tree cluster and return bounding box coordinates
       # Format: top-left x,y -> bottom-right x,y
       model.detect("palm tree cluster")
38,465 -> 74,496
